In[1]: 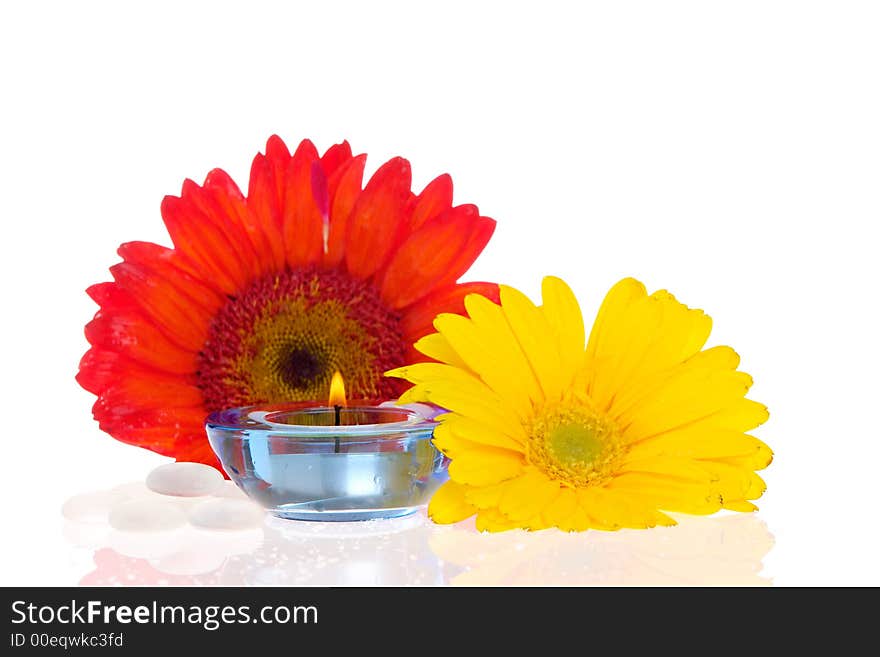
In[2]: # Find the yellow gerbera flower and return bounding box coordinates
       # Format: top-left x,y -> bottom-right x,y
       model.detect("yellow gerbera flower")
387,277 -> 771,532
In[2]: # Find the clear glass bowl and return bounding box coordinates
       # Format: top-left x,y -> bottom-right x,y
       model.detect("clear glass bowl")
206,403 -> 446,521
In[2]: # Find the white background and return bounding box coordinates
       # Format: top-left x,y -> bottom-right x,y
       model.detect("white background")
1,1 -> 878,585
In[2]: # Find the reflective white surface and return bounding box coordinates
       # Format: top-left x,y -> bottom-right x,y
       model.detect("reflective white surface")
6,2 -> 880,586
62,482 -> 774,586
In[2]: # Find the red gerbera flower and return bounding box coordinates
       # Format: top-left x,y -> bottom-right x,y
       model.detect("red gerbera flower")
78,136 -> 498,469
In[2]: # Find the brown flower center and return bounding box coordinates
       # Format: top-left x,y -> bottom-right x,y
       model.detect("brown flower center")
196,267 -> 407,410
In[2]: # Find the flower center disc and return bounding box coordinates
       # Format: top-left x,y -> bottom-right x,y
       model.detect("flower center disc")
197,267 -> 406,410
528,405 -> 622,487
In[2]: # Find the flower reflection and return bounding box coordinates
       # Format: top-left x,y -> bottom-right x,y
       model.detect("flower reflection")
430,513 -> 774,586
65,487 -> 773,586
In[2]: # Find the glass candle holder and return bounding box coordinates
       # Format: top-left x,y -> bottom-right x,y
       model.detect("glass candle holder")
206,403 -> 446,521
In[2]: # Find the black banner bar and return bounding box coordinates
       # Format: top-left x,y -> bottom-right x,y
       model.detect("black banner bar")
0,586 -> 870,651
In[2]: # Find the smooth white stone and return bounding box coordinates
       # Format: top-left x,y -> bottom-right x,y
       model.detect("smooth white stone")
108,528 -> 186,560
147,528 -> 224,575
145,462 -> 224,497
108,499 -> 188,532
166,495 -> 213,514
62,520 -> 111,548
61,491 -> 115,523
189,498 -> 265,531
213,480 -> 249,500
110,481 -> 158,502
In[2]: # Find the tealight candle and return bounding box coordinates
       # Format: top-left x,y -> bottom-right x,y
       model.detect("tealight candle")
205,372 -> 446,521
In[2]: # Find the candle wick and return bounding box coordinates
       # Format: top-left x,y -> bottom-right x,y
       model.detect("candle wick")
333,404 -> 342,453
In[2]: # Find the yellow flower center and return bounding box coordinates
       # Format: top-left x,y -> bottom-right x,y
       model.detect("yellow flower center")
527,404 -> 622,487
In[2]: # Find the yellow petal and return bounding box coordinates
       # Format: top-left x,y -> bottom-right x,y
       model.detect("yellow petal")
499,284 -> 566,402
542,487 -> 578,528
617,455 -> 719,484
386,361 -> 476,386
428,480 -> 477,524
464,294 -> 544,405
448,445 -> 524,486
608,346 -> 740,420
475,507 -> 523,533
626,427 -> 770,463
387,362 -> 526,441
715,440 -> 774,470
412,332 -> 470,370
498,469 -> 561,521
702,398 -> 770,432
441,414 -> 525,451
395,383 -> 430,404
578,487 -> 675,530
431,423 -> 477,459
608,472 -> 723,515
540,276 -> 585,386
464,482 -> 508,509
585,278 -> 645,358
556,503 -> 592,532
589,292 -> 666,412
699,462 -> 767,501
619,370 -> 755,442
584,282 -> 715,416
584,278 -> 647,395
722,499 -> 758,512
521,514 -> 554,531
434,310 -> 536,416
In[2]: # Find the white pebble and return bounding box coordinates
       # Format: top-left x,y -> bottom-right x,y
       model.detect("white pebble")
61,491 -> 115,523
189,498 -> 265,531
110,481 -> 157,502
108,499 -> 188,532
167,496 -> 213,514
148,528 -> 227,575
63,520 -> 111,548
145,462 -> 224,497
108,528 -> 185,560
213,480 -> 249,500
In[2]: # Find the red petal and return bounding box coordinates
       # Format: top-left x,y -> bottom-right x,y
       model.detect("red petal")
407,174 -> 453,232
323,154 -> 366,267
265,134 -> 292,170
84,304 -> 198,375
93,376 -> 203,415
117,241 -> 225,310
380,205 -> 496,309
246,144 -> 286,271
320,141 -> 354,179
87,281 -> 138,313
181,178 -> 255,284
76,348 -> 128,394
160,191 -> 243,295
311,161 -> 330,220
77,348 -> 186,395
345,157 -> 412,279
96,406 -> 215,464
109,259 -> 216,351
399,281 -> 501,340
281,139 -> 323,267
191,171 -> 266,282
205,168 -> 276,279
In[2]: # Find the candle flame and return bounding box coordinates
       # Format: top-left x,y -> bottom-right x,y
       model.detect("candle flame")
328,370 -> 347,407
